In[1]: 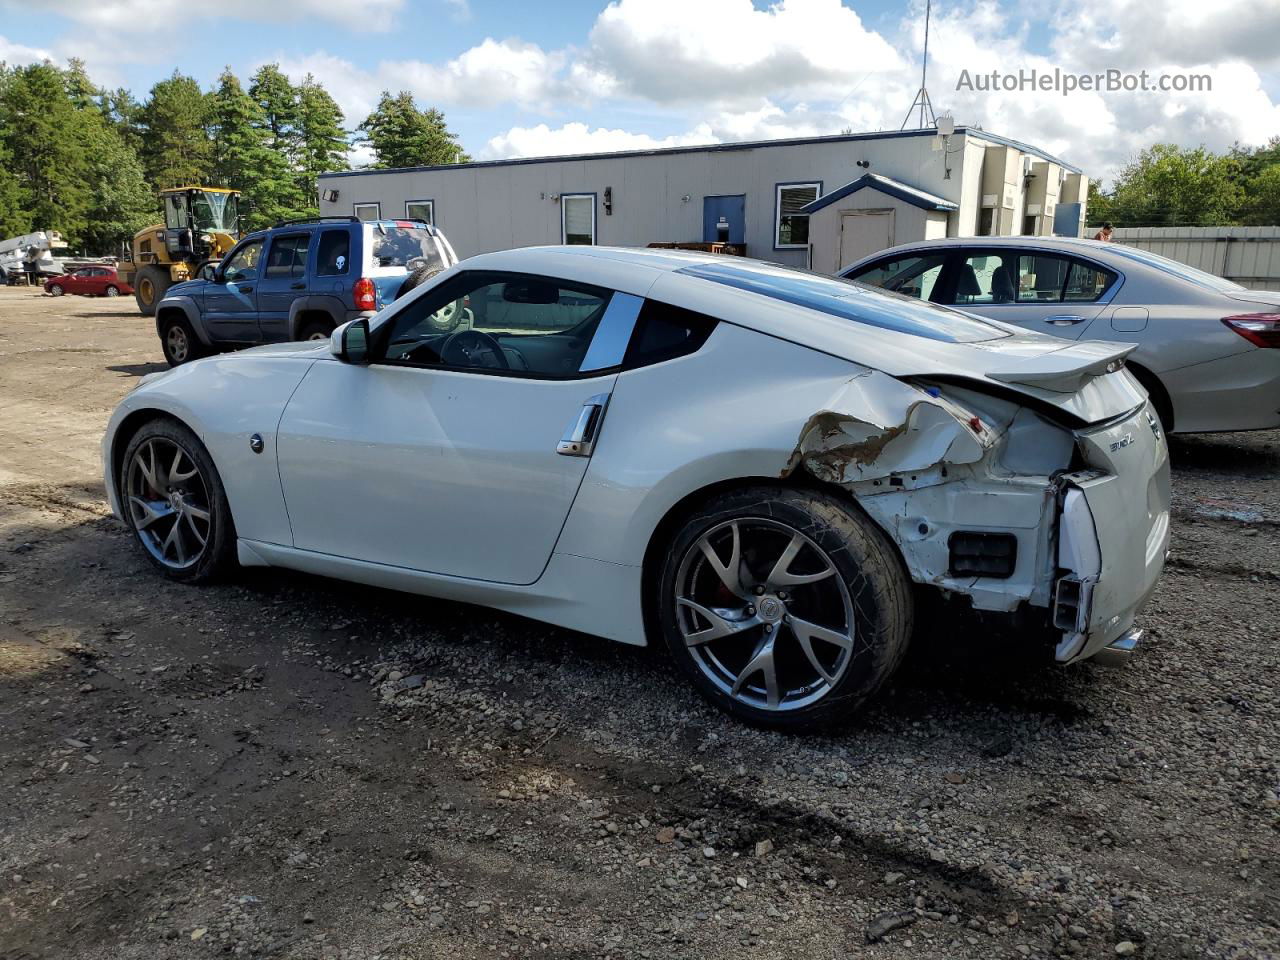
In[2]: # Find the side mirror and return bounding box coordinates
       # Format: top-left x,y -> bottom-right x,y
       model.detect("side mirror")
331,318 -> 370,363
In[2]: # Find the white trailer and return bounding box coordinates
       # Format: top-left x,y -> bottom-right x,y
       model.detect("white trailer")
0,230 -> 68,284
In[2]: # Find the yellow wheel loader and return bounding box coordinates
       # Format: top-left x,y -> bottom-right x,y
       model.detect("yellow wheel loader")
120,187 -> 241,316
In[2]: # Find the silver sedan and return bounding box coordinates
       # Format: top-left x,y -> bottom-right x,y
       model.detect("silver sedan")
840,236 -> 1280,433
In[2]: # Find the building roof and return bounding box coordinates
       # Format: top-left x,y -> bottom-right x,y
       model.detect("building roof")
799,173 -> 958,214
317,127 -> 1083,180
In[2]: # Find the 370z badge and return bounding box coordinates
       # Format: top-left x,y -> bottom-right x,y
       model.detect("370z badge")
1110,432 -> 1135,452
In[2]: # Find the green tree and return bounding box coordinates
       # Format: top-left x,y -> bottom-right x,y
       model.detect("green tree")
0,143 -> 29,236
297,73 -> 348,199
1241,164 -> 1280,226
63,57 -> 99,111
139,71 -> 212,188
103,87 -> 146,157
1095,144 -> 1243,227
357,91 -> 468,169
209,68 -> 308,229
0,61 -> 91,233
248,63 -> 299,155
80,121 -> 155,253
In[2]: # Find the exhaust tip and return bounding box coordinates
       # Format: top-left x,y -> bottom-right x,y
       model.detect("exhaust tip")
1093,628 -> 1143,667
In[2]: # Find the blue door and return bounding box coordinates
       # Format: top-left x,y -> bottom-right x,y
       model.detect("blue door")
703,195 -> 746,244
255,232 -> 312,341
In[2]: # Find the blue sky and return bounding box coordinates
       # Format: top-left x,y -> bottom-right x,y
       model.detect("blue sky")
1,0 -> 1277,182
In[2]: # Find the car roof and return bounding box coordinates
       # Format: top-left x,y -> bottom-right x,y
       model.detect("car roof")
839,235 -> 1134,270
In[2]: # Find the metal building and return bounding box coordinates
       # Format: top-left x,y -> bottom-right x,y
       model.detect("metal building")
317,127 -> 1089,272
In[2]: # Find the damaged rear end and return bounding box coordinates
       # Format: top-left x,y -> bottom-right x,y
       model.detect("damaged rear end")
790,339 -> 1170,664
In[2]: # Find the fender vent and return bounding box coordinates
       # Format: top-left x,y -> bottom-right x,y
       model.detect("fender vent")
948,532 -> 1018,578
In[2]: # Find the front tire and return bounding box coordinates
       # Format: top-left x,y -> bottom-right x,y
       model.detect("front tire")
119,418 -> 237,583
135,265 -> 172,317
49,284 -> 64,296
658,486 -> 913,731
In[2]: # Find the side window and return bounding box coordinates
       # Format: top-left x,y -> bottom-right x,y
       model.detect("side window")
561,194 -> 595,245
624,301 -> 717,367
1064,261 -> 1117,302
264,234 -> 310,280
851,254 -> 947,301
954,253 -> 1018,304
405,200 -> 434,224
379,272 -> 621,377
775,182 -> 820,248
1015,254 -> 1071,302
316,230 -> 350,276
222,240 -> 263,283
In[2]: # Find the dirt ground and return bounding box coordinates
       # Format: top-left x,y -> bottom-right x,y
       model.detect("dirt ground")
0,286 -> 1277,960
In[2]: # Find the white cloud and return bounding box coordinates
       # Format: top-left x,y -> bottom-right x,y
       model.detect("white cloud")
580,0 -> 904,107
481,121 -> 718,159
0,33 -> 51,65
27,0 -> 405,31
273,38 -> 565,124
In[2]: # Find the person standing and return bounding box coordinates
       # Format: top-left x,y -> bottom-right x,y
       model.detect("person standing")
1093,222 -> 1115,242
23,246 -> 41,286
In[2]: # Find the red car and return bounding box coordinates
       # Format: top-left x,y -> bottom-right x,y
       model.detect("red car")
45,266 -> 133,298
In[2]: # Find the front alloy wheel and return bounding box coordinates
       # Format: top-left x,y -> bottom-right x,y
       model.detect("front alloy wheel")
125,436 -> 212,571
120,419 -> 236,582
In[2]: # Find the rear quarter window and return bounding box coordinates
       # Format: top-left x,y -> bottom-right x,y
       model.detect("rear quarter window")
365,223 -> 444,276
678,260 -> 1009,343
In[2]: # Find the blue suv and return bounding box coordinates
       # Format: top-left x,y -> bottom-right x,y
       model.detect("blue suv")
153,217 -> 458,366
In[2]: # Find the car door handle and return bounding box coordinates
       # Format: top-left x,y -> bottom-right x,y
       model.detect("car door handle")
1043,315 -> 1087,326
290,282 -> 305,290
237,284 -> 254,294
556,393 -> 610,457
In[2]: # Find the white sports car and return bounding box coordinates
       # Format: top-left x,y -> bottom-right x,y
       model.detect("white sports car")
104,247 -> 1170,730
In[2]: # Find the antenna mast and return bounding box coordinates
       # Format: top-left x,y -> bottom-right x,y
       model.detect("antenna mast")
900,0 -> 937,130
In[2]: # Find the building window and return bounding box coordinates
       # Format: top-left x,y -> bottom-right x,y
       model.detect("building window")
979,207 -> 995,236
775,182 -> 821,248
406,200 -> 434,225
353,202 -> 381,222
562,193 -> 595,245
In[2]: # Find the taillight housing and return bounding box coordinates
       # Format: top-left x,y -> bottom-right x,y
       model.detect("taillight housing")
1222,313 -> 1280,348
353,277 -> 377,311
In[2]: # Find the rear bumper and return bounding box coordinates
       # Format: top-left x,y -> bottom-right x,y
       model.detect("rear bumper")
1053,403 -> 1171,662
1166,348 -> 1280,433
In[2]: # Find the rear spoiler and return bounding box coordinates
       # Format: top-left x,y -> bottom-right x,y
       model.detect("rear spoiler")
985,341 -> 1137,393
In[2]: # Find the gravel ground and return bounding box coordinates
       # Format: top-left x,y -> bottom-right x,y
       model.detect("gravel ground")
0,286 -> 1277,960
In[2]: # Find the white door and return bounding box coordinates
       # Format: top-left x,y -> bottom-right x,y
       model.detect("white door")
838,210 -> 894,271
276,273 -> 641,585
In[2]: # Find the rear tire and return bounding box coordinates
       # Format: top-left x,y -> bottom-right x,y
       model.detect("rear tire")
160,315 -> 207,367
657,485 -> 913,731
105,285 -> 120,297
120,418 -> 237,583
298,318 -> 334,341
135,265 -> 172,317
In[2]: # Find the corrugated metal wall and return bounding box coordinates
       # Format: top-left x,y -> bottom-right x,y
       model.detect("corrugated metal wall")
1112,226 -> 1280,289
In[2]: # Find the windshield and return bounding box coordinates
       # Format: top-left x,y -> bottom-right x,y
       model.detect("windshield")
676,259 -> 1010,343
366,223 -> 444,272
190,191 -> 239,234
1104,243 -> 1243,292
